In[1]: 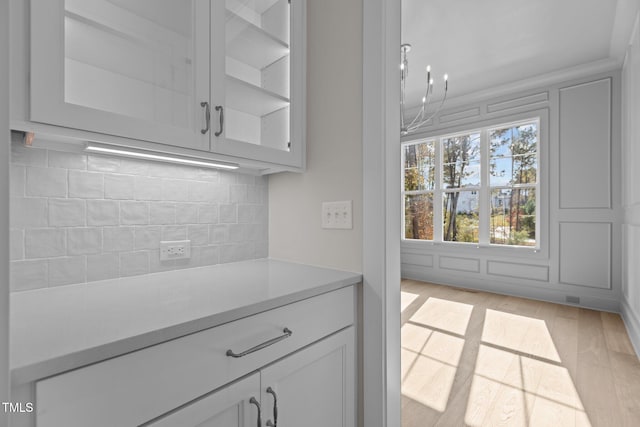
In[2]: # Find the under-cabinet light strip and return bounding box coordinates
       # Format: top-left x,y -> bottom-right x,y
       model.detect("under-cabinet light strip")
85,143 -> 239,170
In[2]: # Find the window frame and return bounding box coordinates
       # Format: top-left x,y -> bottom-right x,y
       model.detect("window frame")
401,110 -> 547,254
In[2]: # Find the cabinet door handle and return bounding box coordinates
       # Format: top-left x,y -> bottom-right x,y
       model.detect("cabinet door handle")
200,101 -> 210,134
249,397 -> 262,427
226,328 -> 292,358
265,387 -> 278,427
214,105 -> 224,137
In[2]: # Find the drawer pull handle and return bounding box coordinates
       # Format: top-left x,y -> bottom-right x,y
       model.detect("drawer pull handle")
266,387 -> 278,427
249,397 -> 262,427
226,328 -> 293,358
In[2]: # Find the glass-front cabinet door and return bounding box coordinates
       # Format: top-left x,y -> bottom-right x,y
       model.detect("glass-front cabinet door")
30,0 -> 211,151
212,0 -> 305,168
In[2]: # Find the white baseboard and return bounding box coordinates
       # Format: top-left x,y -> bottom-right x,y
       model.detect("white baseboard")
621,298 -> 640,358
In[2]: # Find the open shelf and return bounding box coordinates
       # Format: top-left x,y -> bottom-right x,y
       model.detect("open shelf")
226,10 -> 289,70
225,75 -> 289,117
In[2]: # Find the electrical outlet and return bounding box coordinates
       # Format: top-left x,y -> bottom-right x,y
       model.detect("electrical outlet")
160,240 -> 191,261
321,201 -> 353,229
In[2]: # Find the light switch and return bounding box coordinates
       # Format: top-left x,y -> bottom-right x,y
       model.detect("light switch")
321,201 -> 353,229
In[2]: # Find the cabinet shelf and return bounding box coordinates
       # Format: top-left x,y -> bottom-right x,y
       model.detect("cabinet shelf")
226,10 -> 289,70
225,75 -> 289,117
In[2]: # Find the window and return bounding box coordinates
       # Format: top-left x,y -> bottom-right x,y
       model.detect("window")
402,119 -> 540,248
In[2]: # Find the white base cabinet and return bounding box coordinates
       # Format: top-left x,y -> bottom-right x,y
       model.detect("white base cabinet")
30,286 -> 357,427
149,328 -> 355,427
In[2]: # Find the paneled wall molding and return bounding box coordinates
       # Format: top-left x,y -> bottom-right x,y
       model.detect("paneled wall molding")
486,260 -> 549,282
558,78 -> 612,209
402,263 -> 621,313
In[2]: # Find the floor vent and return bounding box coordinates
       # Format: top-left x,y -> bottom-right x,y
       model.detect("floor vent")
566,295 -> 580,304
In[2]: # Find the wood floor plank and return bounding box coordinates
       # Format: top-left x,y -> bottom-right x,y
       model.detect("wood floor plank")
400,279 -> 640,427
601,312 -> 637,355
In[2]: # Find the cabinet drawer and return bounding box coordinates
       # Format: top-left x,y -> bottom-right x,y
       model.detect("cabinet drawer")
36,286 -> 355,427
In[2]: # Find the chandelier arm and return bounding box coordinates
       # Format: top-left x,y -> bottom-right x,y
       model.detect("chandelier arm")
407,89 -> 448,133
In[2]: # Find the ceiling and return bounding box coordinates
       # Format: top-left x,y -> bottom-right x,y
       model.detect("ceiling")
401,0 -> 637,107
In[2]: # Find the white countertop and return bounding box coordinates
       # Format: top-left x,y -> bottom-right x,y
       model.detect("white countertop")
10,258 -> 361,384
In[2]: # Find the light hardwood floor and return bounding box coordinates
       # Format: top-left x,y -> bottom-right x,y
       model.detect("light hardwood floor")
401,279 -> 640,427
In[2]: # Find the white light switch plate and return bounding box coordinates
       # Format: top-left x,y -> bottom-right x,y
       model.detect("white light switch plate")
322,201 -> 353,229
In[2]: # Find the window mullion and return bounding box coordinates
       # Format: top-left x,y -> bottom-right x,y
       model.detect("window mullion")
478,129 -> 490,245
434,138 -> 443,242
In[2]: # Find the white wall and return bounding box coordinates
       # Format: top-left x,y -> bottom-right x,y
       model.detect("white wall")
401,68 -> 624,312
1,0 -> 10,423
622,12 -> 640,355
269,0 -> 363,273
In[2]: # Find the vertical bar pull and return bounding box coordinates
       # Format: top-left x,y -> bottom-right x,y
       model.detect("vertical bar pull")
200,101 -> 210,134
249,397 -> 262,427
265,387 -> 278,427
214,105 -> 224,137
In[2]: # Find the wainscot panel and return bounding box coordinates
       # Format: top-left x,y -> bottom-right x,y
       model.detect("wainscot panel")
487,260 -> 549,282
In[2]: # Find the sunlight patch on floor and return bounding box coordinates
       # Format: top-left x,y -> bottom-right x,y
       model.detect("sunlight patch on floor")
401,322 -> 465,412
401,291 -> 420,312
482,309 -> 561,362
409,297 -> 474,336
465,340 -> 590,426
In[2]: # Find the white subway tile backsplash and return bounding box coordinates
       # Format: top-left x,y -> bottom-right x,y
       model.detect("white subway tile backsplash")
134,226 -> 162,250
25,228 -> 66,258
120,251 -> 149,277
162,179 -> 190,202
49,199 -> 86,226
10,146 -> 268,290
10,229 -> 24,261
150,203 -> 176,225
11,260 -> 48,291
10,197 -> 48,227
26,166 -> 67,197
88,155 -> 120,172
176,204 -> 199,224
162,225 -> 187,241
69,171 -> 104,198
68,228 -> 102,255
209,225 -> 229,244
49,256 -> 86,287
219,205 -> 238,223
104,174 -> 135,200
135,176 -> 164,200
103,227 -> 135,252
87,253 -> 119,282
11,143 -> 47,166
197,204 -> 218,224
230,185 -> 248,203
188,225 -> 209,246
10,165 -> 25,196
87,200 -> 120,226
188,181 -> 217,202
119,158 -> 149,175
48,151 -> 87,170
120,201 -> 149,225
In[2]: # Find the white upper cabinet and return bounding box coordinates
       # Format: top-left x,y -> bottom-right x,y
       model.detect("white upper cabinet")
30,0 -> 211,151
29,0 -> 305,169
212,0 -> 305,168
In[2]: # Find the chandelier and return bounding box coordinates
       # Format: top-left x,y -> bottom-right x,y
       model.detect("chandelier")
400,43 -> 449,135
